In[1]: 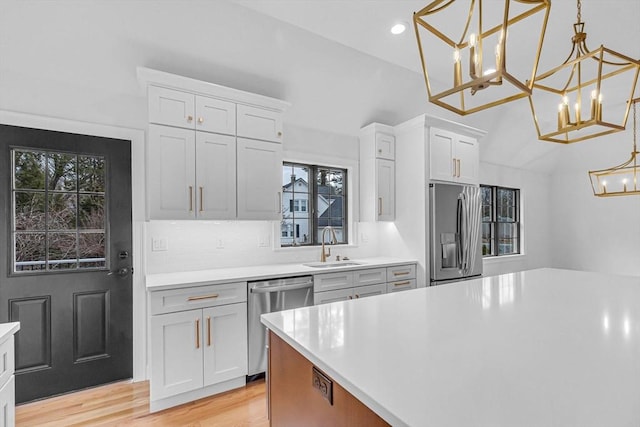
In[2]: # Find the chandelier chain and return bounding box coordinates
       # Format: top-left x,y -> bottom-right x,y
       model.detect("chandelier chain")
576,0 -> 582,23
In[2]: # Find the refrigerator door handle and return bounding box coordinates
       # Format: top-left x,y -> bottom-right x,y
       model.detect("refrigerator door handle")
456,196 -> 463,270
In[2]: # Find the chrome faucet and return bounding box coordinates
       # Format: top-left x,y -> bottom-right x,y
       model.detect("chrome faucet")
320,226 -> 338,262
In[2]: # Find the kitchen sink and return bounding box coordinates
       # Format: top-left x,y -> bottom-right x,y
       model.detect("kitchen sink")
303,261 -> 363,268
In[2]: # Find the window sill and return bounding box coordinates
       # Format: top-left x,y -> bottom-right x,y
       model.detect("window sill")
273,243 -> 358,253
482,254 -> 525,264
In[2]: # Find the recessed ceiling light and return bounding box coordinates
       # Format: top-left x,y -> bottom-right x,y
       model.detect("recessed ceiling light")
390,22 -> 407,35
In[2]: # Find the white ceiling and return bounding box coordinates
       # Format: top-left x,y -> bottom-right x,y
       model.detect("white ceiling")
231,0 -> 640,172
232,0 -> 640,75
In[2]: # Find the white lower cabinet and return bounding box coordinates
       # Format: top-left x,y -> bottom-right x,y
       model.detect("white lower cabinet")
149,283 -> 247,412
313,265 -> 415,304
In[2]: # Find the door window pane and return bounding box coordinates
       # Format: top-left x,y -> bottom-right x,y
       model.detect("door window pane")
12,149 -> 108,273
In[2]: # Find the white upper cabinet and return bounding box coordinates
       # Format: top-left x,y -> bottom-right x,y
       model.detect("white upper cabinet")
139,67 -> 290,221
360,124 -> 396,222
195,96 -> 236,135
196,132 -> 237,219
375,132 -> 395,160
148,125 -> 197,219
149,86 -> 196,130
236,104 -> 283,143
149,86 -> 237,135
236,137 -> 283,220
429,126 -> 479,185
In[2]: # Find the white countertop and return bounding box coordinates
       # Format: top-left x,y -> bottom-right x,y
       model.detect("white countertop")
145,257 -> 417,290
261,268 -> 640,427
0,322 -> 20,345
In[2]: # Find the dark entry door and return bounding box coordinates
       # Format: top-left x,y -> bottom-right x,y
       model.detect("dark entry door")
0,124 -> 133,403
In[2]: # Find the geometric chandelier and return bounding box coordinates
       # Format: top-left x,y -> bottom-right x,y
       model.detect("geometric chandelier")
413,0 -> 551,115
528,0 -> 640,144
588,98 -> 640,197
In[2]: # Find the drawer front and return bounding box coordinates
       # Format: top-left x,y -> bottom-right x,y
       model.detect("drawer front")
0,336 -> 14,389
353,283 -> 387,299
314,288 -> 353,305
150,282 -> 247,315
236,104 -> 283,143
386,264 -> 416,282
387,279 -> 417,293
353,268 -> 387,286
313,272 -> 353,293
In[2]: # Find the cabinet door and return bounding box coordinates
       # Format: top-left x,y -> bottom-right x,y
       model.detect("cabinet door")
353,283 -> 386,299
148,86 -> 195,129
195,96 -> 236,135
314,288 -> 353,305
0,376 -> 14,427
376,159 -> 395,221
375,132 -> 395,160
455,135 -> 479,185
150,310 -> 204,400
196,132 -> 237,219
237,104 -> 283,143
203,303 -> 248,386
429,127 -> 455,182
148,125 -> 196,219
237,137 -> 283,220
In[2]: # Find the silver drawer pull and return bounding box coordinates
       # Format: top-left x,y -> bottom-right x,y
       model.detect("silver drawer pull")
393,281 -> 411,286
187,294 -> 219,301
393,271 -> 410,276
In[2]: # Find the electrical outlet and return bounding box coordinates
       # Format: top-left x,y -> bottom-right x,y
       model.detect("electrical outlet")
360,232 -> 369,243
216,239 -> 225,249
258,234 -> 270,248
151,237 -> 168,252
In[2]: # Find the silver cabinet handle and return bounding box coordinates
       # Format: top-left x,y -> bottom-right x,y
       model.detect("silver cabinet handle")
198,117 -> 204,124
189,186 -> 193,212
453,158 -> 457,177
378,197 -> 382,216
199,186 -> 204,212
457,159 -> 461,177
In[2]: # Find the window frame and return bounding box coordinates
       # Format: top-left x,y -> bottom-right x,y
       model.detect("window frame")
281,162 -> 348,247
480,184 -> 521,257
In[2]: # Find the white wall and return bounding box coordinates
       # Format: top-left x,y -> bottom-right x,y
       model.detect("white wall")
547,134 -> 640,277
479,162 -> 552,276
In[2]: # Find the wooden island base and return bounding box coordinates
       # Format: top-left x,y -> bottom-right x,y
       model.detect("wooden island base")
268,331 -> 390,427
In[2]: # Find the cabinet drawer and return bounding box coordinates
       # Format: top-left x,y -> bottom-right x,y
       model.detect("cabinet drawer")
314,288 -> 353,305
0,336 -> 14,389
387,279 -> 417,293
353,283 -> 386,299
353,268 -> 387,286
150,282 -> 247,315
149,86 -> 196,129
314,272 -> 353,293
386,264 -> 416,282
237,104 -> 283,143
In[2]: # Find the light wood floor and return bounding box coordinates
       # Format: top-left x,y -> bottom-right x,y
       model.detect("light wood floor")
16,379 -> 269,427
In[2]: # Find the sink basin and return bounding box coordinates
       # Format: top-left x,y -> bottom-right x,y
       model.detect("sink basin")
303,261 -> 362,268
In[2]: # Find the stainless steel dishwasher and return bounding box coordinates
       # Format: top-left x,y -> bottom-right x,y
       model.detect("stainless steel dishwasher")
248,275 -> 313,376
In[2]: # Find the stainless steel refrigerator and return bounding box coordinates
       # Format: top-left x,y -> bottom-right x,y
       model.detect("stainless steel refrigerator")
429,182 -> 482,285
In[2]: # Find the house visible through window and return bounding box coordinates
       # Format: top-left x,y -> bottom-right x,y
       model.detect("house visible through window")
481,185 -> 520,256
281,162 -> 347,247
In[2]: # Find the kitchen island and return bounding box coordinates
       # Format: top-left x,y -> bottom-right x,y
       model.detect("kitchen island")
261,268 -> 640,426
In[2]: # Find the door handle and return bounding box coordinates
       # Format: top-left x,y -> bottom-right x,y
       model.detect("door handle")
108,267 -> 130,277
